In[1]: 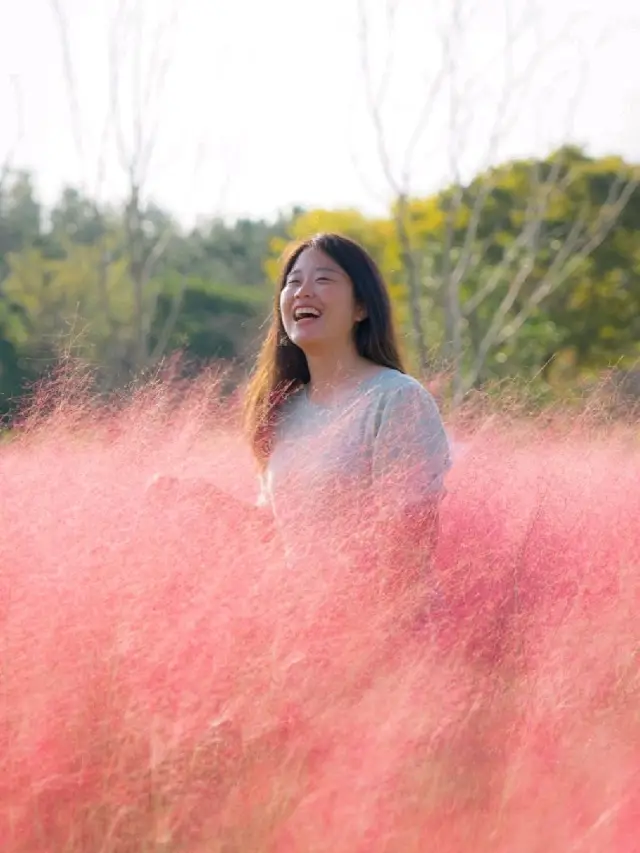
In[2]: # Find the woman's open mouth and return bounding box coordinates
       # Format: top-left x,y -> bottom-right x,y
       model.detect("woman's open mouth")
293,307 -> 322,325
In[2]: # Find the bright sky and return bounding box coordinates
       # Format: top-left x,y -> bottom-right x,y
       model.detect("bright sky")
1,0 -> 639,225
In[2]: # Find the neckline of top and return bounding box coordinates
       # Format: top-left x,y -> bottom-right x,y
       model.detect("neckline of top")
302,367 -> 397,411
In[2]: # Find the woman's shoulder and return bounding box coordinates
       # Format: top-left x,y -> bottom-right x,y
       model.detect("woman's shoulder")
364,368 -> 449,443
364,368 -> 440,409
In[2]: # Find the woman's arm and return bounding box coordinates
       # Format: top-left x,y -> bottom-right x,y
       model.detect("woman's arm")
371,382 -> 451,593
146,472 -> 276,544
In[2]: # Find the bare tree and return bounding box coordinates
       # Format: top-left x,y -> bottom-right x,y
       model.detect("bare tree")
49,0 -> 207,385
107,0 -> 183,374
356,0 -> 640,402
357,0 -> 436,373
0,76 -> 25,199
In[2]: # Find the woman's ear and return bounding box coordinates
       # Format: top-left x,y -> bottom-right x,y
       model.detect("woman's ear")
355,303 -> 368,322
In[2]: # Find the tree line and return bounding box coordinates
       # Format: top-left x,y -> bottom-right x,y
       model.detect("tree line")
1,144 -> 639,419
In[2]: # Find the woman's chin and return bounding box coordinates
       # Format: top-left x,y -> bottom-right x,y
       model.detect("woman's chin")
290,331 -> 326,351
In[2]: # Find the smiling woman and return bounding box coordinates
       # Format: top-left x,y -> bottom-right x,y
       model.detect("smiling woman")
243,233 -> 452,592
280,253 -> 368,353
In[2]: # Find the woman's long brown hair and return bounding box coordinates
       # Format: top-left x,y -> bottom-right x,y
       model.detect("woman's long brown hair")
243,233 -> 406,469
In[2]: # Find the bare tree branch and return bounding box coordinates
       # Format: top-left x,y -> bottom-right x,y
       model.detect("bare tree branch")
463,167 -> 639,389
108,0 -> 131,179
356,0 -> 639,399
494,175 -> 640,345
357,0 -> 437,369
149,280 -> 186,365
400,8 -> 451,189
461,155 -> 570,316
0,76 -> 25,202
454,29 -> 604,392
48,0 -> 86,187
47,0 -> 188,383
444,0 -> 588,296
356,0 -> 399,194
105,0 -> 187,371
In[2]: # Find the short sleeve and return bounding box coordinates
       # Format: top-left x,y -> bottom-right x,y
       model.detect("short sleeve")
372,383 -> 452,511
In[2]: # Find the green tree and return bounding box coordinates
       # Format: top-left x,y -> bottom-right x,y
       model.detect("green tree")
1,241 -> 138,381
273,149 -> 640,393
151,275 -> 269,367
49,187 -> 109,246
0,170 -> 42,276
448,148 -> 640,388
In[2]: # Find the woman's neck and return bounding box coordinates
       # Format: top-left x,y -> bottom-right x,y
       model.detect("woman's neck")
304,350 -> 378,404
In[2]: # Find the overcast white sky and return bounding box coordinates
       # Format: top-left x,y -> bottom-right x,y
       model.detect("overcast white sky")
1,0 -> 639,225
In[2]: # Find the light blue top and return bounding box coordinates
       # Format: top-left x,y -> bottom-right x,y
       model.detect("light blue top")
258,367 -> 452,560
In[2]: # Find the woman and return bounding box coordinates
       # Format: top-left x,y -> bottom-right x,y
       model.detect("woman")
243,233 -> 451,590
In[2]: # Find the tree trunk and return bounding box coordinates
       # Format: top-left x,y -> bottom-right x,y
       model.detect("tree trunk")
441,198 -> 463,402
395,194 -> 428,373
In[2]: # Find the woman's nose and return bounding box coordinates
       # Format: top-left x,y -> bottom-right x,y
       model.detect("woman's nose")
295,276 -> 315,297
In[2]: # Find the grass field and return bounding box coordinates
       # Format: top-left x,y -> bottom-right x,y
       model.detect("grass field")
1,372 -> 639,852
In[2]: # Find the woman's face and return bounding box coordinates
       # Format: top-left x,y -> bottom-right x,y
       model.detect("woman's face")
279,248 -> 365,354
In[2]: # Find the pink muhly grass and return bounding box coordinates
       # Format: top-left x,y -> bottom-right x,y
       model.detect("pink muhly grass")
0,368 -> 639,851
